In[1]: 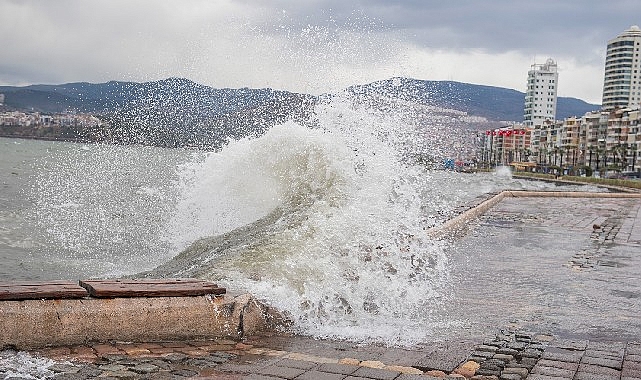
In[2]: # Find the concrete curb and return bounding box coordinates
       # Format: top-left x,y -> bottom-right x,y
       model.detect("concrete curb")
429,190 -> 641,238
0,293 -> 282,350
512,174 -> 641,193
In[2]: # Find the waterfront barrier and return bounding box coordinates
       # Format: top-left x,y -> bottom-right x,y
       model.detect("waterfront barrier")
0,278 -> 283,350
429,190 -> 641,239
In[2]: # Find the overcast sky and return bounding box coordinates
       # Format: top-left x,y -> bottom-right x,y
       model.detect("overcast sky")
1,0 -> 639,104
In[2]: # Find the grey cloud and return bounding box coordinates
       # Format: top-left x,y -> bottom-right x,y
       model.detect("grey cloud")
237,0 -> 637,56
0,0 -> 637,101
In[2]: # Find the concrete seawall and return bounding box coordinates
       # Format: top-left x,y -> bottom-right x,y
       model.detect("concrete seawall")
0,283 -> 284,350
430,190 -> 641,238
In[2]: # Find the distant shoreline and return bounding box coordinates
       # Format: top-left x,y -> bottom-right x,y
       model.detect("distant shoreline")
0,134 -> 92,143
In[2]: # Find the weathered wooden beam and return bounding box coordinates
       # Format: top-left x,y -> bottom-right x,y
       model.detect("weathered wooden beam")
0,281 -> 88,300
79,278 -> 226,298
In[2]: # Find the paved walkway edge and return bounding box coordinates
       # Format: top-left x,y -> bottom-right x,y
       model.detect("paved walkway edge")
430,190 -> 641,238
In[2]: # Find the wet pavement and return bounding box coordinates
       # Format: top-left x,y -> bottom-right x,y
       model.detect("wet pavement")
13,193 -> 641,379
439,195 -> 641,341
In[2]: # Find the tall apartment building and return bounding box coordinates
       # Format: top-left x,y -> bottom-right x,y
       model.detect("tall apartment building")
524,58 -> 559,127
602,25 -> 641,111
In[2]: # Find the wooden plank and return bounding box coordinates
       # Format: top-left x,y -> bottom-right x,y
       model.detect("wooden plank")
0,281 -> 89,300
79,278 -> 226,298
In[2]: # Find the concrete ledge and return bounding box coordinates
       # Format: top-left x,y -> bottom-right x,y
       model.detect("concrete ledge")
0,293 -> 285,350
429,190 -> 641,238
504,190 -> 641,198
430,191 -> 507,239
512,174 -> 641,193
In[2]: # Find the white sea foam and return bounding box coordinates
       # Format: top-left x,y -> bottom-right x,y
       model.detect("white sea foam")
0,350 -> 56,379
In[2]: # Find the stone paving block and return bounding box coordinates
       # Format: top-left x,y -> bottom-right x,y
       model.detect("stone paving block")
577,363 -> 621,376
624,354 -> 641,363
245,375 -> 285,380
542,348 -> 583,363
587,341 -> 626,352
377,348 -> 429,367
522,349 -> 544,359
550,339 -> 588,351
526,374 -> 570,380
386,365 -> 423,375
584,349 -> 624,359
318,363 -> 360,375
296,370 -> 348,380
536,359 -> 579,372
502,367 -> 529,377
494,354 -> 515,362
131,363 -> 160,374
216,357 -> 278,374
622,368 -> 641,378
160,341 -> 190,348
200,344 -> 238,352
285,352 -> 339,364
274,358 -> 318,370
257,364 -> 307,379
580,356 -> 622,370
624,361 -> 641,371
361,360 -> 386,369
508,342 -> 529,351
476,351 -> 498,359
573,372 -> 619,380
520,357 -> 540,370
477,345 -> 500,353
415,349 -> 470,373
497,348 -> 520,356
148,347 -> 178,354
71,346 -> 96,355
397,374 -> 440,380
476,368 -> 502,377
351,366 -> 401,380
92,344 -> 122,355
531,365 -> 576,378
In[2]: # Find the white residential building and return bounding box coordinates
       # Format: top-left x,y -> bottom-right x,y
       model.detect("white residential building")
602,25 -> 641,111
524,58 -> 559,127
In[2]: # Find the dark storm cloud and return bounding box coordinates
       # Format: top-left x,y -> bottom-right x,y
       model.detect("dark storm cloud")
240,0 -> 637,61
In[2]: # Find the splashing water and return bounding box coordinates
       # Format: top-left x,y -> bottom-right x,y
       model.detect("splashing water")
151,93 -> 482,345
28,143 -> 192,279
0,350 -> 56,379
22,92 -> 597,345
494,165 -> 513,179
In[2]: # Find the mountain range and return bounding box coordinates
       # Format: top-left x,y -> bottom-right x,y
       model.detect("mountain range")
0,77 -> 599,120
0,77 -> 600,148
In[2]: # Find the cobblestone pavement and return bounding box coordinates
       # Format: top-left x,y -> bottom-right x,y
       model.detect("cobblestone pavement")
12,194 -> 641,379
22,332 -> 641,380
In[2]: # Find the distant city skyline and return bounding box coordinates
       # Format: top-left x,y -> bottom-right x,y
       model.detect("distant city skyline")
1,0 -> 639,104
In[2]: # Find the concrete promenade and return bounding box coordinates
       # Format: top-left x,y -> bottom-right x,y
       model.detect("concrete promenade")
6,191 -> 641,379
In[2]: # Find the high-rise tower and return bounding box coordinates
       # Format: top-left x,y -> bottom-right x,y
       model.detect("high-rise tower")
524,58 -> 558,127
602,25 -> 641,111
